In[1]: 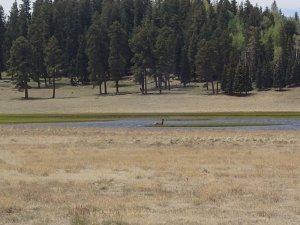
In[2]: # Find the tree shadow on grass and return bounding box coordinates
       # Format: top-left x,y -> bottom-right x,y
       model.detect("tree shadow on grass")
275,88 -> 290,92
12,96 -> 79,101
226,92 -> 257,97
93,92 -> 137,97
142,91 -> 186,95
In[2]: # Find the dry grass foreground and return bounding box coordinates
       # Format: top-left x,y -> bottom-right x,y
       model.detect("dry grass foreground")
1,77 -> 300,113
0,127 -> 300,225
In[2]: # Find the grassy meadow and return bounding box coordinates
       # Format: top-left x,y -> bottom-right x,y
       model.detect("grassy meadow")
1,76 -> 300,225
1,76 -> 300,114
0,127 -> 300,225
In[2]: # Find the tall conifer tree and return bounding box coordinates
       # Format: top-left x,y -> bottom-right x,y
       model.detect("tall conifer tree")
0,6 -> 5,80
9,36 -> 34,99
86,13 -> 109,95
108,21 -> 127,94
45,36 -> 62,99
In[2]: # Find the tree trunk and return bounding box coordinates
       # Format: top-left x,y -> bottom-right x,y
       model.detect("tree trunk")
144,72 -> 148,95
216,82 -> 219,95
211,80 -> 215,95
52,73 -> 56,99
37,76 -> 41,89
206,81 -> 209,90
168,75 -> 171,91
100,83 -> 102,95
164,76 -> 168,89
159,74 -> 162,94
104,80 -> 107,94
116,81 -> 119,94
154,75 -> 158,88
24,82 -> 29,99
98,78 -> 102,95
141,73 -> 145,94
25,86 -> 28,99
0,71 -> 2,80
193,72 -> 197,82
23,81 -> 28,100
44,76 -> 47,87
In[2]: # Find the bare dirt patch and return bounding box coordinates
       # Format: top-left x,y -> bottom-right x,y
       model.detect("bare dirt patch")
0,127 -> 299,225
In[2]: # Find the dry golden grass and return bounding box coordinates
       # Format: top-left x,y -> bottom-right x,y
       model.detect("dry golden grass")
0,127 -> 300,224
1,77 -> 300,113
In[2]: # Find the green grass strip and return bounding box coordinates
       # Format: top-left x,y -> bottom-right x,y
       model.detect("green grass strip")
0,114 -> 113,124
0,112 -> 299,124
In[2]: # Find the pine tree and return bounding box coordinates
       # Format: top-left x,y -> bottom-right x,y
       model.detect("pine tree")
0,6 -> 5,80
101,0 -> 120,29
186,0 -> 207,81
231,0 -> 237,15
9,36 -> 34,99
223,51 -> 239,95
273,57 -> 286,91
86,13 -> 109,95
281,20 -> 297,84
226,63 -> 236,95
129,20 -> 157,94
291,59 -> 300,85
255,61 -> 263,90
75,35 -> 89,85
78,0 -> 93,34
286,56 -> 295,86
196,39 -> 218,94
120,0 -> 134,34
214,29 -> 232,82
45,36 -> 62,99
180,47 -> 191,87
155,26 -> 177,92
271,1 -> 278,13
108,21 -> 127,94
246,26 -> 263,83
133,0 -> 150,28
28,0 -> 49,88
261,61 -> 273,89
91,0 -> 103,13
295,12 -> 299,21
243,65 -> 253,94
52,0 -> 80,80
234,61 -> 253,95
2,0 -> 300,97
5,2 -> 20,69
19,0 -> 31,37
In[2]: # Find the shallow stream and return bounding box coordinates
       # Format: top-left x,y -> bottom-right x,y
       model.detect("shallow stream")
3,118 -> 300,131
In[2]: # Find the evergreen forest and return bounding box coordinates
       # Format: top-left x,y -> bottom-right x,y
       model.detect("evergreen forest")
0,0 -> 300,99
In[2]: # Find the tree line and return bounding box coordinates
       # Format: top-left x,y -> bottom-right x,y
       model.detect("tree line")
0,0 -> 299,99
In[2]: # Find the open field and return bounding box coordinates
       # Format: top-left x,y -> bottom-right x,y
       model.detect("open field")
1,77 -> 300,114
1,76 -> 300,224
0,127 -> 300,225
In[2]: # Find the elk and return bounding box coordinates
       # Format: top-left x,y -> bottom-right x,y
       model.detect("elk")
155,119 -> 165,126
